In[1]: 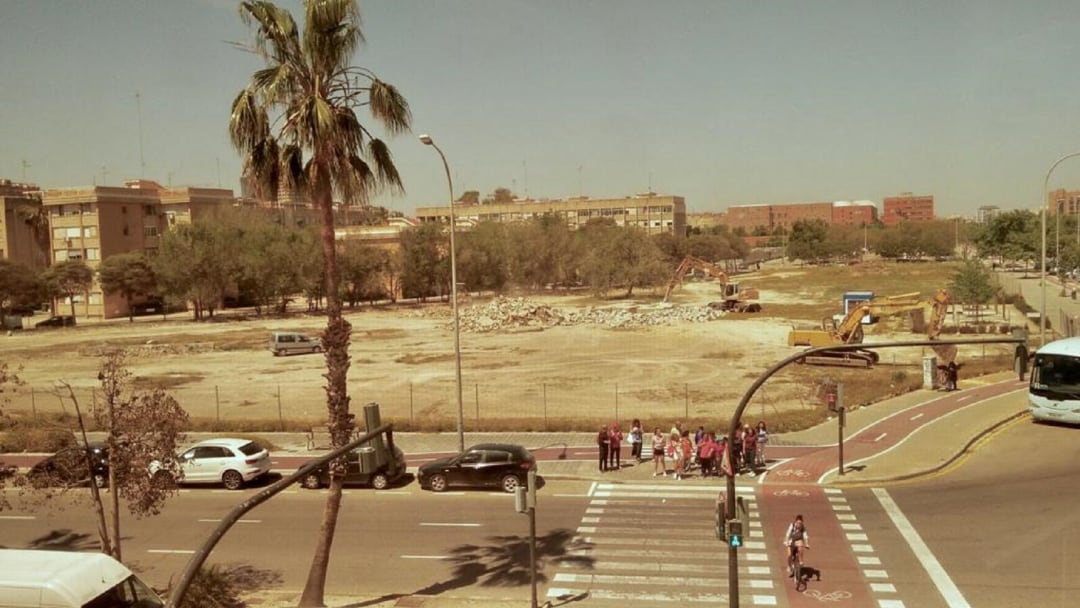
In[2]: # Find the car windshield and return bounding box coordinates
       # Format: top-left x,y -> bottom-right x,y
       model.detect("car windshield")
238,442 -> 263,456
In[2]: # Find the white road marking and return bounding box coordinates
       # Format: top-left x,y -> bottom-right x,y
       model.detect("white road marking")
852,544 -> 875,552
841,523 -> 863,531
846,533 -> 869,541
554,494 -> 590,498
197,519 -> 261,523
587,481 -> 598,497
878,600 -> 906,608
863,569 -> 888,578
873,433 -> 888,442
0,516 -> 35,520
872,583 -> 897,593
419,522 -> 481,527
148,549 -> 195,554
874,487 -> 970,607
546,588 -> 744,604
910,413 -> 924,421
554,572 -> 724,586
401,555 -> 449,560
956,395 -> 971,402
858,556 -> 882,565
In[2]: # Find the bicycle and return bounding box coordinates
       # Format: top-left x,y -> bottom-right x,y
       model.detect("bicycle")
787,543 -> 807,591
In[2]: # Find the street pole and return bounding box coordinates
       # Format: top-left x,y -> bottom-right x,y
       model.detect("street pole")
420,134 -> 466,453
1041,152 -> 1080,346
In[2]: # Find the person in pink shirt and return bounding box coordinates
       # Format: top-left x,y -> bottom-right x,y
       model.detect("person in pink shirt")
742,424 -> 758,476
698,431 -> 717,477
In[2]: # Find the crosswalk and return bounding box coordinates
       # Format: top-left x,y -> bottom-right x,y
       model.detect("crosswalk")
546,482 -> 778,606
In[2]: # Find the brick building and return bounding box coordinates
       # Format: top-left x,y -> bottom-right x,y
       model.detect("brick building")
722,200 -> 879,233
882,193 -> 935,227
0,179 -> 48,271
1047,188 -> 1080,217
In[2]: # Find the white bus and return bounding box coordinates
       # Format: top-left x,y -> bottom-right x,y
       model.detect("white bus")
0,550 -> 162,608
1029,337 -> 1080,424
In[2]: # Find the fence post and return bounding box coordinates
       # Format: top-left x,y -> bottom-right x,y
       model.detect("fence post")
614,383 -> 619,422
215,386 -> 220,423
277,384 -> 283,431
543,383 -> 548,431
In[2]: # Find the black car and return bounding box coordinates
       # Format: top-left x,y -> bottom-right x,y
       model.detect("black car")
34,315 -> 76,328
417,443 -> 536,493
27,442 -> 109,488
298,444 -> 408,490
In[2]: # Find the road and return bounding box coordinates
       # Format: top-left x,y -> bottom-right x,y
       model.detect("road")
3,386 -> 1076,606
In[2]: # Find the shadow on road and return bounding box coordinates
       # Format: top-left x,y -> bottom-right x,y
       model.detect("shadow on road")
340,528 -> 593,607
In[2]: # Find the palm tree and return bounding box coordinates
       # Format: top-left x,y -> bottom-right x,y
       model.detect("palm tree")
229,2 -> 410,605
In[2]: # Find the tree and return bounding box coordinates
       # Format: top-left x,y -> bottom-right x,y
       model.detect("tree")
974,210 -> 1040,266
0,261 -> 44,326
338,240 -> 392,306
949,259 -> 997,307
482,187 -> 516,205
457,221 -> 509,294
154,221 -> 239,320
42,260 -> 93,318
456,190 -> 480,205
0,362 -> 22,510
577,225 -> 668,297
506,215 -> 578,289
98,253 -> 158,322
229,2 -> 410,604
398,223 -> 444,301
786,219 -> 830,262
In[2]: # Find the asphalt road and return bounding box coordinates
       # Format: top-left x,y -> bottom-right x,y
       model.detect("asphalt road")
3,412 -> 1078,607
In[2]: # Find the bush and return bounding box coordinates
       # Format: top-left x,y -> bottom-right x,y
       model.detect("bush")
0,427 -> 76,453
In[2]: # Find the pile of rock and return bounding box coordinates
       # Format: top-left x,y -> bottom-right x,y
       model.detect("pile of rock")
455,296 -> 726,332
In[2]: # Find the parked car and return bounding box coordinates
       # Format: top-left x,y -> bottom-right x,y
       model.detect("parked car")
417,443 -> 536,493
34,315 -> 76,329
153,438 -> 271,490
27,442 -> 109,489
269,331 -> 322,356
298,443 -> 407,490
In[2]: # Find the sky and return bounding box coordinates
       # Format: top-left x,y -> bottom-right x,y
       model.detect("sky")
4,0 -> 1080,218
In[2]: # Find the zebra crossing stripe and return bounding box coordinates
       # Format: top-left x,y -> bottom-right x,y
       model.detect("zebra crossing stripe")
554,572 -> 724,587
546,588 -> 776,605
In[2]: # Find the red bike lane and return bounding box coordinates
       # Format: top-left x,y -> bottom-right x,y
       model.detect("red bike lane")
757,379 -> 1025,606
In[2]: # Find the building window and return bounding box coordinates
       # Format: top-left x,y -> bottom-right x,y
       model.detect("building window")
122,226 -> 129,236
54,250 -> 68,262
81,204 -> 92,215
67,249 -> 83,261
83,226 -> 96,238
85,248 -> 99,260
88,294 -> 102,305
144,226 -> 159,237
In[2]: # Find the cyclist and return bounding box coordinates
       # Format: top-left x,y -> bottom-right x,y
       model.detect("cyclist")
783,514 -> 810,577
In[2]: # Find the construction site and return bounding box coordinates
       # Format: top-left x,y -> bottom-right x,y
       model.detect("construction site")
0,258 -> 1022,429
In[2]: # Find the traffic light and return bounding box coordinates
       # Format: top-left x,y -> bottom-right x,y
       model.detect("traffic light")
727,520 -> 743,548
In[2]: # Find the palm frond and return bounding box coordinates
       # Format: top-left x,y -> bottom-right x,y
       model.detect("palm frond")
229,89 -> 268,152
368,139 -> 404,193
368,79 -> 411,135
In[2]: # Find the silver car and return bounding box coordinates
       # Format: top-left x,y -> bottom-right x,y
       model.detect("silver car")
164,438 -> 271,490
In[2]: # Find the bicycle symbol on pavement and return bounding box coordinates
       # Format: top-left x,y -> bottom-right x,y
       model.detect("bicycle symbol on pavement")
803,589 -> 853,602
772,489 -> 810,497
772,468 -> 810,478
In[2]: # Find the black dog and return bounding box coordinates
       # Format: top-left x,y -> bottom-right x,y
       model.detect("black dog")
798,565 -> 822,582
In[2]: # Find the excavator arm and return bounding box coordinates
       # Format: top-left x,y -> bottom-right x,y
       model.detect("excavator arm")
662,256 -> 729,302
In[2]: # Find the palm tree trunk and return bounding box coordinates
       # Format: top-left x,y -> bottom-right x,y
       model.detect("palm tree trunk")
299,171 -> 352,608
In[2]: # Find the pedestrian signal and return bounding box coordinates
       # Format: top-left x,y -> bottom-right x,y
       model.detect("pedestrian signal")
727,520 -> 743,548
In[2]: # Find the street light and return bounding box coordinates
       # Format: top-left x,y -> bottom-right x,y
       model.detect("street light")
1041,151 -> 1080,346
420,133 -> 465,453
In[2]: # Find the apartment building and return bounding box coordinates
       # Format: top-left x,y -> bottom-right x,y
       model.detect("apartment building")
977,205 -> 1000,224
882,193 -> 935,227
42,180 -> 234,319
415,193 -> 686,236
1047,188 -> 1080,217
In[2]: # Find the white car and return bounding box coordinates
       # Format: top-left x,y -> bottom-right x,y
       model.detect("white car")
158,438 -> 271,490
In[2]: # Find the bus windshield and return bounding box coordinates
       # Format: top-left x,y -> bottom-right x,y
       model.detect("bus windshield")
1031,353 -> 1080,399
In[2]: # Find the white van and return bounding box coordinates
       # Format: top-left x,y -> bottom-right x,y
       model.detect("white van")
0,549 -> 162,608
269,331 -> 323,356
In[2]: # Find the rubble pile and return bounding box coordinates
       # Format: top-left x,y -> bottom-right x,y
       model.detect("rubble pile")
456,296 -> 727,332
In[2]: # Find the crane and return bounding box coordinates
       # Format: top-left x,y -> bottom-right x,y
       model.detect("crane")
662,255 -> 761,312
787,289 -> 951,368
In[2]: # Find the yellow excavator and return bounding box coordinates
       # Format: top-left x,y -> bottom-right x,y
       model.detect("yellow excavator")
662,255 -> 761,312
787,288 -> 951,367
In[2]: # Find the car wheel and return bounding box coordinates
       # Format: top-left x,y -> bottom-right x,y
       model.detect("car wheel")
92,473 -> 107,489
222,470 -> 244,490
428,473 -> 448,492
501,474 -> 521,493
371,473 -> 389,490
312,345 -> 323,354
301,473 -> 322,489
275,348 -> 286,356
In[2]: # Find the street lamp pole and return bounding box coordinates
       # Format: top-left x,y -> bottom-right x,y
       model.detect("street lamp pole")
1041,151 -> 1080,346
420,134 -> 465,453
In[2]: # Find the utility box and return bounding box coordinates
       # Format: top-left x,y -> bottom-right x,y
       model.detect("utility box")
923,355 -> 937,389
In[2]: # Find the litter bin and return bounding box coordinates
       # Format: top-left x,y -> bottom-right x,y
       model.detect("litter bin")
357,446 -> 377,472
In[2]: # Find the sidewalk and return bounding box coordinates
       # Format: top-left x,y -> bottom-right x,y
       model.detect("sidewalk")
235,370 -> 1027,487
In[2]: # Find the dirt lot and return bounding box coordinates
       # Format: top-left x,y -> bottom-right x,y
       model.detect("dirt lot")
0,261 -> 1020,430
